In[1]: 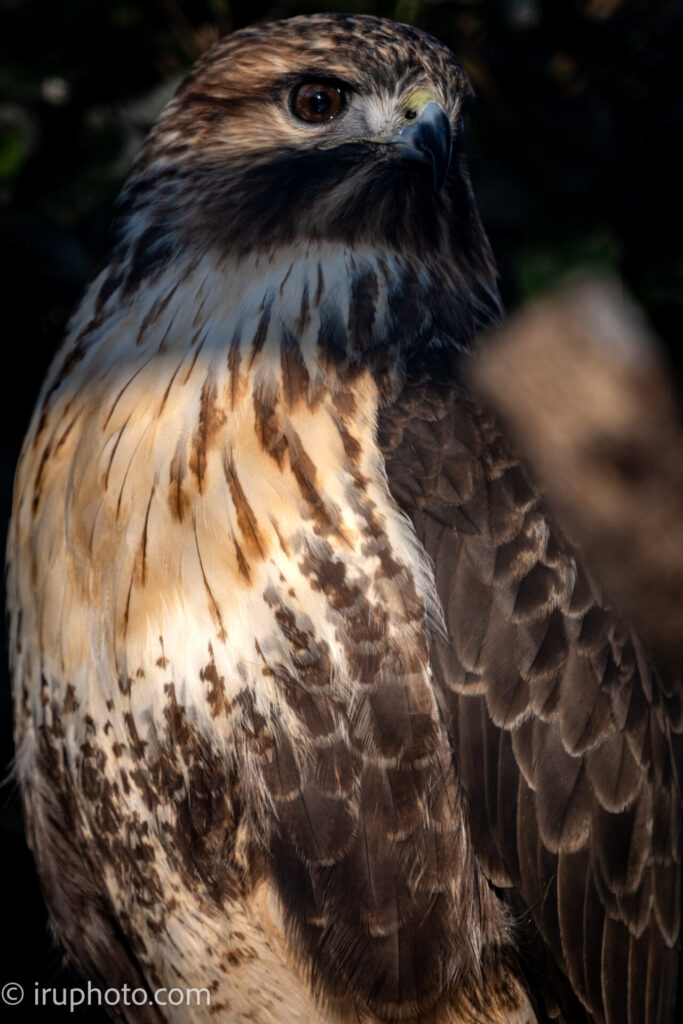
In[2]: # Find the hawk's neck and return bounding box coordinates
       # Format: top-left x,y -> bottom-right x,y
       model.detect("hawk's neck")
66,238 -> 496,391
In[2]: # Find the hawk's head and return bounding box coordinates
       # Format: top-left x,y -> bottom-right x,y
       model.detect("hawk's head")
113,14 -> 494,305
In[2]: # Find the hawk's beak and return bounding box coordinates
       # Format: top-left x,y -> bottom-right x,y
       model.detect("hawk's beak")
392,100 -> 453,192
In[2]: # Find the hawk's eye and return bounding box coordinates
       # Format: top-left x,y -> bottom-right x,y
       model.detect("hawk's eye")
291,82 -> 343,123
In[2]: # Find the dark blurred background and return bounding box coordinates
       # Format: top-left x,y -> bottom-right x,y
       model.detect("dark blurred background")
1,0 -> 681,1019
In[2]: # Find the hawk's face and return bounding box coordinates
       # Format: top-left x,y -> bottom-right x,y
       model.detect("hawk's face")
115,14 -> 489,272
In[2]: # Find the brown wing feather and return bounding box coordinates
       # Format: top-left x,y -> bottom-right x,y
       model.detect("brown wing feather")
380,347 -> 682,1024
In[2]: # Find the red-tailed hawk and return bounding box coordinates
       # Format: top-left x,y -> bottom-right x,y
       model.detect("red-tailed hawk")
6,14 -> 680,1024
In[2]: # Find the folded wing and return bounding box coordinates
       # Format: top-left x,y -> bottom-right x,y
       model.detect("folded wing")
380,347 -> 682,1024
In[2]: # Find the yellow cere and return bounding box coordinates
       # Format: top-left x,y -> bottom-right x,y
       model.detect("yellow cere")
403,88 -> 440,121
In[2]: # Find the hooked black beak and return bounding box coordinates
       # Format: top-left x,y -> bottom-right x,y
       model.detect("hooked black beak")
393,100 -> 453,192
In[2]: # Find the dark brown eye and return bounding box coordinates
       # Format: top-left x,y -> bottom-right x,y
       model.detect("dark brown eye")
291,82 -> 343,123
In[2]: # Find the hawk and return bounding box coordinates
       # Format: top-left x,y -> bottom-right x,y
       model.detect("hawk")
7,14 -> 680,1024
